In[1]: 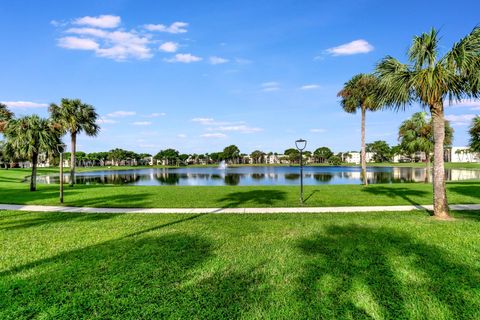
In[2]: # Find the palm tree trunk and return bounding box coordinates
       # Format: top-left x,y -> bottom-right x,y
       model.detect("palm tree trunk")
70,132 -> 76,186
30,152 -> 38,191
431,104 -> 450,219
361,106 -> 368,186
425,153 -> 431,183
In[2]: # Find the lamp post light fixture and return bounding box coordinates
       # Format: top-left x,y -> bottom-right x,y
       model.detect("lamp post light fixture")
295,138 -> 307,204
57,144 -> 66,203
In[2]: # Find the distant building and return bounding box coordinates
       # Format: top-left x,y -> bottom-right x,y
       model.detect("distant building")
345,152 -> 374,164
448,147 -> 480,163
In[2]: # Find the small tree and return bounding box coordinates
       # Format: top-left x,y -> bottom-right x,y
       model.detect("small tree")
284,148 -> 300,164
223,145 -> 240,164
314,147 -> 333,163
398,112 -> 453,174
338,74 -> 382,185
469,116 -> 480,152
49,99 -> 99,186
0,103 -> 14,133
366,140 -> 392,162
3,115 -> 62,191
376,26 -> 480,218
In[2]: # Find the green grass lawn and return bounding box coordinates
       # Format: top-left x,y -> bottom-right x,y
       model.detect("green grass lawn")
1,168 -> 480,208
0,209 -> 479,319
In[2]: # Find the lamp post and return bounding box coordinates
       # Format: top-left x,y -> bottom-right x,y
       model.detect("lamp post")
57,144 -> 66,203
295,138 -> 307,204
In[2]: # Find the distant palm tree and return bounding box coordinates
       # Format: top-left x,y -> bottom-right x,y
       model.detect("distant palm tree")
338,74 -> 381,185
0,103 -> 14,133
398,112 -> 453,181
49,98 -> 99,186
469,116 -> 480,152
376,27 -> 480,219
3,115 -> 62,191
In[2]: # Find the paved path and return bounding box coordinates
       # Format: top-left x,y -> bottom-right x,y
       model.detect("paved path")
1,203 -> 480,214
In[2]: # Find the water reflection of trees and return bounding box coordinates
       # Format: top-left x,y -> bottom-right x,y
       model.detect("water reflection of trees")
313,174 -> 333,182
35,167 -> 480,186
154,173 -> 180,185
251,173 -> 265,180
224,174 -> 241,186
284,173 -> 300,180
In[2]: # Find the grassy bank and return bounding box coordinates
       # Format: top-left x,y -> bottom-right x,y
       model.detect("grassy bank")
0,168 -> 479,208
1,210 -> 479,319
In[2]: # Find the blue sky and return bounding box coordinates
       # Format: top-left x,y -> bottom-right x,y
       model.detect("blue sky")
1,0 -> 480,155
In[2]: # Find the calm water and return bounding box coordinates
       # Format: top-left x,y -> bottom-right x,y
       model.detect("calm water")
37,166 -> 480,186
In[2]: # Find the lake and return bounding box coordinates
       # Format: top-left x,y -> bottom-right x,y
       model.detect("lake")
37,166 -> 480,186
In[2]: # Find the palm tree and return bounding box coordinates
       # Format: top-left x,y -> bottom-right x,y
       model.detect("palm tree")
398,112 -> 453,181
376,27 -> 480,218
3,115 -> 62,191
469,116 -> 480,152
338,74 -> 381,185
0,103 -> 14,132
49,98 -> 99,186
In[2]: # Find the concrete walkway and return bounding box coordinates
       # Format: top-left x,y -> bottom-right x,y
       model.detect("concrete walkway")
1,203 -> 480,214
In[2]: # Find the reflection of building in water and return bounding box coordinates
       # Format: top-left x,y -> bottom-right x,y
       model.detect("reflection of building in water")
448,169 -> 480,181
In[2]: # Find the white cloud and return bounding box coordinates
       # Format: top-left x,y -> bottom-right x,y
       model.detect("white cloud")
214,125 -> 262,133
59,27 -> 152,60
261,81 -> 279,87
445,114 -> 476,126
97,118 -> 117,124
144,22 -> 188,34
107,111 -> 136,117
192,117 -> 215,125
261,81 -> 280,92
448,99 -> 480,110
209,56 -> 229,65
310,128 -> 326,133
177,134 -> 187,138
165,53 -> 202,63
1,101 -> 48,108
133,121 -> 152,126
262,87 -> 279,92
73,15 -> 121,29
235,58 -> 252,64
139,143 -> 158,148
300,84 -> 320,90
159,41 -> 179,53
58,36 -> 99,50
147,112 -> 166,117
201,133 -> 227,138
193,117 -> 261,134
326,39 -> 374,56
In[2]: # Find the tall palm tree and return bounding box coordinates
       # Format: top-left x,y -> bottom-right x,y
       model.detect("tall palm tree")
338,74 -> 381,185
376,27 -> 480,219
469,116 -> 480,152
0,103 -> 14,132
398,112 -> 453,181
3,115 -> 62,191
49,98 -> 99,186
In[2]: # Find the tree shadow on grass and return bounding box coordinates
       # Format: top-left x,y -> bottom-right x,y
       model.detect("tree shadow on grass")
218,190 -> 288,208
451,210 -> 480,222
448,181 -> 480,202
303,189 -> 319,204
361,186 -> 429,206
0,211 -> 123,231
295,225 -> 480,319
0,232 -> 267,319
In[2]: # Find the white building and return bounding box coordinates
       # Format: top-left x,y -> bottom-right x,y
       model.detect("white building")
449,147 -> 480,163
345,152 -> 375,164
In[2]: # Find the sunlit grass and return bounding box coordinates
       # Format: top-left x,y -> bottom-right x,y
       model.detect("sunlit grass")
0,210 -> 479,319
